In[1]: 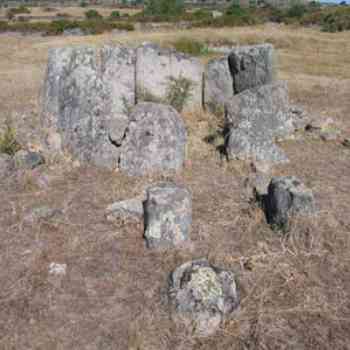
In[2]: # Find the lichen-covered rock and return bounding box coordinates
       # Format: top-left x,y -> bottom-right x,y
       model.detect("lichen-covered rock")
119,103 -> 187,176
136,43 -> 204,111
41,45 -> 136,170
169,259 -> 239,337
14,150 -> 45,170
105,198 -> 144,222
204,56 -> 233,113
225,81 -> 294,164
0,153 -> 14,178
265,176 -> 316,229
228,44 -> 274,94
144,182 -> 191,249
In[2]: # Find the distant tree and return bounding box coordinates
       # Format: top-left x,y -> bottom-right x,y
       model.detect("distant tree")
339,0 -> 347,5
144,0 -> 184,16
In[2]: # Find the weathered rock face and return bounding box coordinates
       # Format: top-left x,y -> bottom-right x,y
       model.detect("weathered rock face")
136,43 -> 204,111
42,46 -> 135,170
0,154 -> 14,179
265,176 -> 316,229
224,81 -> 294,164
204,56 -> 233,113
144,182 -> 191,249
119,103 -> 187,176
169,259 -> 239,337
228,44 -> 274,94
105,198 -> 144,222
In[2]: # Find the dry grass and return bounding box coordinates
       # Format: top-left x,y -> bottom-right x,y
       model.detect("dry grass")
0,24 -> 350,349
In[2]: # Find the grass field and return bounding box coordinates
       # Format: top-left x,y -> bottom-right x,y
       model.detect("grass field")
0,24 -> 350,349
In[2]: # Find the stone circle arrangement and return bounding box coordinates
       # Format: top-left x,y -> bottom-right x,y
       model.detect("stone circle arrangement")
39,42 -> 317,336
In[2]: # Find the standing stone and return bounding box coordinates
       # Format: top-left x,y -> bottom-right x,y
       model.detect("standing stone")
265,176 -> 316,229
101,45 -> 136,144
119,103 -> 187,176
144,182 -> 191,249
204,56 -> 233,114
169,259 -> 239,337
41,46 -> 136,170
224,81 -> 294,164
228,44 -> 274,94
136,43 -> 204,111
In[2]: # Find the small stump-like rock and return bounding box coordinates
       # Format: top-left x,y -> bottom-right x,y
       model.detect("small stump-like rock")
144,182 -> 191,249
14,150 -> 45,170
169,259 -> 239,337
265,176 -> 316,230
105,198 -> 144,222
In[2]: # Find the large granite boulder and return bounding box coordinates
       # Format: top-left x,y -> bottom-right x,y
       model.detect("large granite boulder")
228,44 -> 274,94
119,103 -> 187,176
136,43 -> 204,111
224,81 -> 294,164
42,46 -> 136,170
169,259 -> 239,337
265,176 -> 316,229
144,182 -> 191,249
204,56 -> 233,114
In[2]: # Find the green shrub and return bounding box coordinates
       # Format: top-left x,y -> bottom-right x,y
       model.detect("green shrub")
192,8 -> 212,20
109,10 -> 121,19
85,9 -> 103,20
0,123 -> 21,156
80,1 -> 88,7
144,0 -> 184,17
287,4 -> 307,18
165,76 -> 193,112
172,37 -> 208,56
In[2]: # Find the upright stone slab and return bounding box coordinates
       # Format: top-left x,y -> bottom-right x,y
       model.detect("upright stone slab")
228,44 -> 274,94
144,182 -> 192,249
119,103 -> 187,176
224,81 -> 294,164
41,46 -> 136,170
136,43 -> 204,111
204,56 -> 233,113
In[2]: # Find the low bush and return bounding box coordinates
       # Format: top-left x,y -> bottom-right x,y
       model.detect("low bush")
109,10 -> 121,19
144,0 -> 184,17
84,9 -> 103,20
0,123 -> 21,156
165,76 -> 193,112
172,37 -> 208,56
0,19 -> 134,35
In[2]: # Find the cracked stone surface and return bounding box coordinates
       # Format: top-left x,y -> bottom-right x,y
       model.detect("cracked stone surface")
144,182 -> 191,249
169,259 -> 239,337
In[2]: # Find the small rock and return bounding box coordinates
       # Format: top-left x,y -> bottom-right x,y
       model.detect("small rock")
265,176 -> 316,230
24,206 -> 61,224
0,153 -> 14,178
63,28 -> 85,36
49,262 -> 67,276
245,172 -> 271,201
169,259 -> 239,337
343,138 -> 350,148
105,198 -> 144,222
144,182 -> 192,249
320,129 -> 341,142
14,150 -> 45,170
